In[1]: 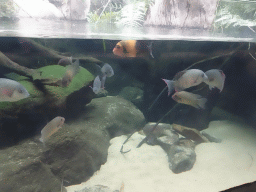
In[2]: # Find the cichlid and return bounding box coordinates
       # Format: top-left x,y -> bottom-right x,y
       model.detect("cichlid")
172,91 -> 207,109
61,59 -> 80,87
113,40 -> 154,58
0,78 -> 30,102
39,116 -> 65,143
204,69 -> 225,92
101,63 -> 114,78
100,63 -> 114,89
162,69 -> 208,95
91,75 -> 102,94
57,56 -> 72,66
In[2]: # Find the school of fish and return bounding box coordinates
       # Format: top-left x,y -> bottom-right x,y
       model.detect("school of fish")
0,41 -> 225,145
162,69 -> 225,109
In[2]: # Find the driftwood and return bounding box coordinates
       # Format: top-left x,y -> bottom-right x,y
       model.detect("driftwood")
0,51 -> 36,78
0,38 -> 103,85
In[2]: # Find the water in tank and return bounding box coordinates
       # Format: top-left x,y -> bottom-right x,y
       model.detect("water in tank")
0,0 -> 256,192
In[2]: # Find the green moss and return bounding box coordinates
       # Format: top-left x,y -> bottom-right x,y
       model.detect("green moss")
38,65 -> 94,99
0,65 -> 94,110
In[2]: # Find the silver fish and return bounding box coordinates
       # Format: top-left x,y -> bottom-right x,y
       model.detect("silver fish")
204,69 -> 225,92
163,69 -> 208,95
0,78 -> 30,102
91,75 -> 102,94
172,91 -> 207,109
99,63 -> 114,89
39,116 -> 65,143
101,63 -> 114,77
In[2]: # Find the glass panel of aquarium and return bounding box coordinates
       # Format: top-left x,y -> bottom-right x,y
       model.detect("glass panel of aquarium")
0,0 -> 256,192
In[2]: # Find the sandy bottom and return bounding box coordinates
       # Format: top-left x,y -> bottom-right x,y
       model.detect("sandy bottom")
66,120 -> 256,192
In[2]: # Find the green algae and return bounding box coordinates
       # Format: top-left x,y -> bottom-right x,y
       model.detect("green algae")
0,65 -> 94,110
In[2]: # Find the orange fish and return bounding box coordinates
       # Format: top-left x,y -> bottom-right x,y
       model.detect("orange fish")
113,40 -> 154,58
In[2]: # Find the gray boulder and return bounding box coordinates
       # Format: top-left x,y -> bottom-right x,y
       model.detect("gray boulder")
119,86 -> 143,106
167,145 -> 196,174
0,139 -> 66,192
0,96 -> 145,191
42,96 -> 145,185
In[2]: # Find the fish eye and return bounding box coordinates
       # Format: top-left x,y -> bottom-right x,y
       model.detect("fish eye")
18,88 -> 23,94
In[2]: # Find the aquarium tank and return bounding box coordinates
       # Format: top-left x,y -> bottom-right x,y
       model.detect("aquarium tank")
1,0 -> 256,192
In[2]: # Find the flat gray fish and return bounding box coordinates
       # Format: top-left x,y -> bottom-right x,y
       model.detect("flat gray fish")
0,78 -> 30,102
61,59 -> 80,87
101,63 -> 114,77
91,75 -> 102,94
163,69 -> 208,95
172,91 -> 207,109
39,116 -> 65,143
100,63 -> 114,88
204,69 -> 225,92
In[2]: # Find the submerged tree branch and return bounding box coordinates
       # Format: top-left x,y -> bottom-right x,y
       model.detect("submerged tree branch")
0,51 -> 35,77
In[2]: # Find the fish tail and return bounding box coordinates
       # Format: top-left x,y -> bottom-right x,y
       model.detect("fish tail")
72,59 -> 80,75
162,79 -> 174,96
148,41 -> 154,58
39,137 -> 44,143
197,98 -> 207,109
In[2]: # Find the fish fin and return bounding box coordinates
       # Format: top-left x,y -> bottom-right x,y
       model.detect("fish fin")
173,71 -> 186,81
162,79 -> 174,96
148,41 -> 154,58
197,98 -> 207,109
72,59 -> 80,75
208,85 -> 213,90
100,75 -> 106,89
219,83 -> 224,92
96,64 -> 103,76
39,137 -> 44,143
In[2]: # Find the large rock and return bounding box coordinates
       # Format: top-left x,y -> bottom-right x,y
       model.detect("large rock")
0,96 -> 146,191
0,139 -> 66,192
144,0 -> 218,28
59,0 -> 91,20
14,0 -> 63,19
13,0 -> 91,20
42,96 -> 146,186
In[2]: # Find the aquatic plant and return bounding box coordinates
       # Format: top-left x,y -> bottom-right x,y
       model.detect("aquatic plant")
87,0 -> 154,28
115,0 -> 146,27
87,10 -> 120,24
213,0 -> 256,33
